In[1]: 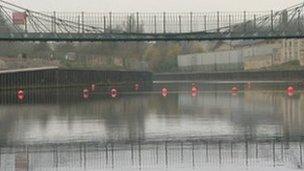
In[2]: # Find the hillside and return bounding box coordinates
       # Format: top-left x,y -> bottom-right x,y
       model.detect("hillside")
0,57 -> 62,70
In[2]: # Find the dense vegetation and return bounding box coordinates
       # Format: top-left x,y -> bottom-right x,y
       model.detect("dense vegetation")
0,15 -> 207,72
260,60 -> 304,71
0,41 -> 205,72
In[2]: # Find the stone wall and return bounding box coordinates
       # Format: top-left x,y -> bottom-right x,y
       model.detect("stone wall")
244,55 -> 274,70
299,51 -> 304,66
0,57 -> 61,70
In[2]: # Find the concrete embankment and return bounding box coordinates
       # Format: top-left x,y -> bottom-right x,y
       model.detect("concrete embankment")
0,66 -> 153,91
155,70 -> 304,81
0,57 -> 62,70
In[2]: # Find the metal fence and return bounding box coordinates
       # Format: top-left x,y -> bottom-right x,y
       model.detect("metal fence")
37,11 -> 269,34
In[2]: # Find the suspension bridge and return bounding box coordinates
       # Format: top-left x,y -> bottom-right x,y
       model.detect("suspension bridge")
0,1 -> 304,41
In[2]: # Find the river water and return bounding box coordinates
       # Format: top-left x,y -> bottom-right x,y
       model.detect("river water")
0,81 -> 304,170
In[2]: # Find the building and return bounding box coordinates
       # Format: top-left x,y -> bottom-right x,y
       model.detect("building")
177,39 -> 304,71
281,39 -> 304,65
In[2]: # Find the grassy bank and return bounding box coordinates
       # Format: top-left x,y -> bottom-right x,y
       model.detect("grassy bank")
257,60 -> 304,71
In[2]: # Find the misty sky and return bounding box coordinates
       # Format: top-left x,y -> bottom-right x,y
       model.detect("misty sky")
10,0 -> 302,12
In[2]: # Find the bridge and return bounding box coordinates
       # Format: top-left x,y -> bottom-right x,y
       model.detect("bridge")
0,0 -> 304,41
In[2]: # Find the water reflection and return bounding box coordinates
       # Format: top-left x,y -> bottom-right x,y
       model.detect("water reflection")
0,83 -> 303,170
1,140 -> 304,170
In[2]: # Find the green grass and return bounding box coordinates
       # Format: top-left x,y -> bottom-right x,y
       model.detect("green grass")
258,60 -> 304,71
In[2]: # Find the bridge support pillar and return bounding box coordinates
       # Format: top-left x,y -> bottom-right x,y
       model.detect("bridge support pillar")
109,12 -> 112,33
163,12 -> 166,34
190,12 -> 193,32
253,14 -> 256,31
136,12 -> 139,33
24,17 -> 28,33
77,15 -> 80,33
81,11 -> 85,33
154,15 -> 157,33
281,10 -> 288,34
179,15 -> 182,33
52,11 -> 56,33
217,11 -> 220,32
103,16 -> 107,33
271,10 -> 274,33
128,15 -> 132,33
243,11 -> 246,33
298,9 -> 301,33
204,15 -> 207,31
228,15 -> 231,31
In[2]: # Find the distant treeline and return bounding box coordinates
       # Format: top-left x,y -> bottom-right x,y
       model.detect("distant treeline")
0,41 -> 205,72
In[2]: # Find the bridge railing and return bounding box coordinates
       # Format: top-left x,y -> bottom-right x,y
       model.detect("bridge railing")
1,139 -> 303,169
38,11 -> 269,34
0,0 -> 304,41
18,11 -> 278,34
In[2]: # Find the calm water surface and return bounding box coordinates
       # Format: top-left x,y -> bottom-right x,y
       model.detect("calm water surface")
0,82 -> 304,170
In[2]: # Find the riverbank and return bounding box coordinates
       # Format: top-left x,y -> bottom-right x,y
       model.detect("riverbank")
0,56 -> 62,70
155,70 -> 304,81
0,67 -> 153,91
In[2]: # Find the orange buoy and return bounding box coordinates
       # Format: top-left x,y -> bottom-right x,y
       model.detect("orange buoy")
231,86 -> 239,95
287,86 -> 295,96
191,91 -> 198,97
110,88 -> 118,98
17,89 -> 25,101
161,88 -> 169,97
134,84 -> 140,91
287,86 -> 295,92
83,88 -> 90,99
191,86 -> 198,93
191,85 -> 198,97
231,86 -> 239,92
